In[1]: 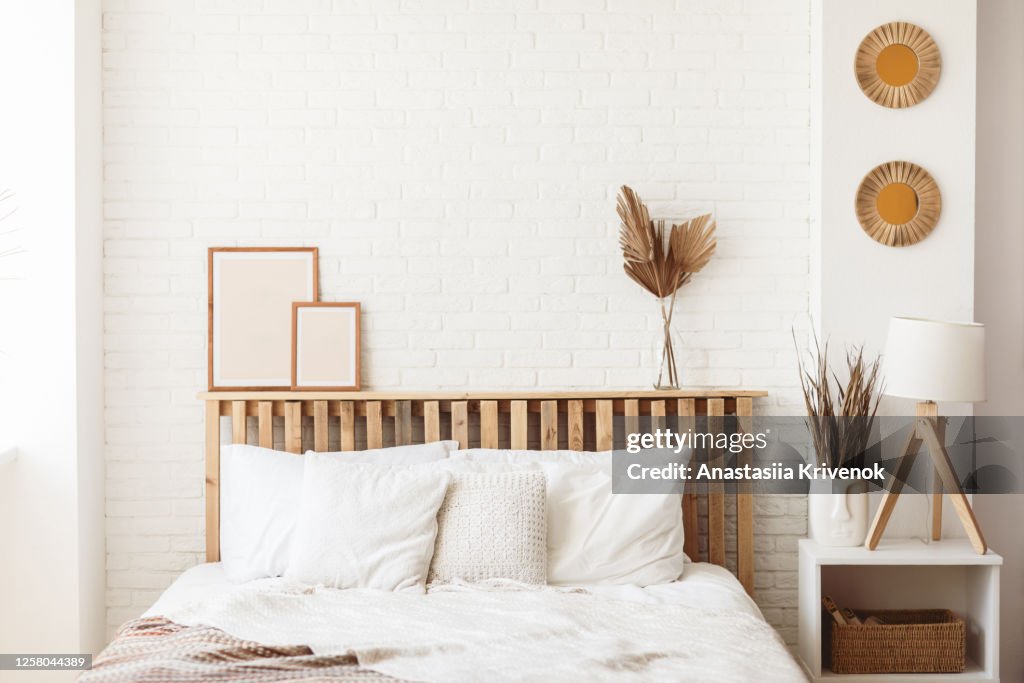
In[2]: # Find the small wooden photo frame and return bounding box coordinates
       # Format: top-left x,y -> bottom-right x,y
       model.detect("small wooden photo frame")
291,302 -> 361,391
209,247 -> 318,391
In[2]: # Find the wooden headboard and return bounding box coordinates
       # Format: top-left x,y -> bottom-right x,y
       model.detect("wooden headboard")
198,389 -> 767,595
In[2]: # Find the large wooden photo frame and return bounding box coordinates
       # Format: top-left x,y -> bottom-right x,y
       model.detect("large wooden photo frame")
208,247 -> 318,391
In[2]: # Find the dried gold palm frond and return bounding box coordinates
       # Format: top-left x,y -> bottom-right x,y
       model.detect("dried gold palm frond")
617,185 -> 653,264
671,213 -> 716,277
617,186 -> 716,299
616,185 -> 718,389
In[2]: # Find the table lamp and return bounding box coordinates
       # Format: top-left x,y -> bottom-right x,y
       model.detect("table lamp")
865,317 -> 988,554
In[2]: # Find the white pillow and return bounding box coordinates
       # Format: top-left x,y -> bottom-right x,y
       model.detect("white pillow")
220,444 -> 304,582
286,456 -> 451,592
220,441 -> 456,582
451,448 -> 611,465
541,462 -> 685,586
439,451 -> 685,586
429,471 -> 547,585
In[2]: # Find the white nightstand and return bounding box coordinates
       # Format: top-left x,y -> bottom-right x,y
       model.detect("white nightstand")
798,538 -> 1001,682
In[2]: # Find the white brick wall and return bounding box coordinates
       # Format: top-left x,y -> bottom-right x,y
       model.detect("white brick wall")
102,0 -> 810,644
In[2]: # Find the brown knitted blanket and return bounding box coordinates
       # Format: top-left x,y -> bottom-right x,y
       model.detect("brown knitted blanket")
79,617 -> 400,683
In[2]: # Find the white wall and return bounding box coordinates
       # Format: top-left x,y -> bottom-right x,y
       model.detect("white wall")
0,0 -> 105,675
101,0 -> 813,642
816,0 -> 977,539
974,0 -> 1024,680
818,0 -> 976,362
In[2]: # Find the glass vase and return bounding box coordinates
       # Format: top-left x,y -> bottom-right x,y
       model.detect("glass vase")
653,295 -> 681,390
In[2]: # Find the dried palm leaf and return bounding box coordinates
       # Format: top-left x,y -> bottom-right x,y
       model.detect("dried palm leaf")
671,213 -> 716,277
617,185 -> 718,388
617,186 -> 653,264
617,186 -> 717,299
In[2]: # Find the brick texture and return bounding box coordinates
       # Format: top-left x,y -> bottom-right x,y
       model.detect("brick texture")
102,0 -> 811,645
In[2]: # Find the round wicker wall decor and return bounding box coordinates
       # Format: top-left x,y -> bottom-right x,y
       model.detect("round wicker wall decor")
855,161 -> 941,247
855,22 -> 941,108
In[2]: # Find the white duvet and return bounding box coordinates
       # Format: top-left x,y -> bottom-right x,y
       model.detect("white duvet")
155,564 -> 806,682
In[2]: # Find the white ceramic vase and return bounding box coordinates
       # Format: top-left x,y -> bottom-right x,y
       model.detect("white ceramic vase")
808,478 -> 869,547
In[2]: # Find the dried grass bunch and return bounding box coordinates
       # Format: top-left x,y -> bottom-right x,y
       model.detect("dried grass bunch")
795,332 -> 884,468
617,185 -> 716,388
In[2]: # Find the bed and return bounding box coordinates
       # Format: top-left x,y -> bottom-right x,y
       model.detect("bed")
84,390 -> 807,682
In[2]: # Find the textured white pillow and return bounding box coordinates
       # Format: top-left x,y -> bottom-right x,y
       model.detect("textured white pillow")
541,462 -> 685,586
220,441 -> 456,583
286,456 -> 451,592
429,471 -> 547,585
451,448 -> 612,465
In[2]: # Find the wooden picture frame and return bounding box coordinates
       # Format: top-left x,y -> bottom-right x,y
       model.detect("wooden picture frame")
208,247 -> 318,391
291,302 -> 361,391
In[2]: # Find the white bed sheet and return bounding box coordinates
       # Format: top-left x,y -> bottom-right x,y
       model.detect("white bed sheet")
146,559 -> 762,620
143,562 -> 804,682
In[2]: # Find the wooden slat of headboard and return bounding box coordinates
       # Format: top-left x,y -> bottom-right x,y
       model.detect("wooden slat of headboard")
423,401 -> 440,443
231,401 -> 246,445
707,398 -> 726,567
595,400 -> 613,451
204,400 -> 220,563
540,400 -> 558,450
201,390 -> 765,594
340,401 -> 355,451
678,398 -> 700,562
452,401 -> 469,448
736,397 -> 755,595
510,400 -> 527,449
480,401 -> 499,449
285,402 -> 302,454
314,401 -> 329,452
567,400 -> 584,451
258,401 -> 273,448
366,401 -> 383,449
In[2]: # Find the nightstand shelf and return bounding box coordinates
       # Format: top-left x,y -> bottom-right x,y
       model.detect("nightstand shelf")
818,661 -> 987,683
799,539 -> 1001,682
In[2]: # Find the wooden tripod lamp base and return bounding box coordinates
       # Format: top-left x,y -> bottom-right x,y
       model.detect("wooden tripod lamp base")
865,401 -> 987,554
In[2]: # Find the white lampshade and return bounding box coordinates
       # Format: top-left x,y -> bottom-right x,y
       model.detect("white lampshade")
883,317 -> 986,402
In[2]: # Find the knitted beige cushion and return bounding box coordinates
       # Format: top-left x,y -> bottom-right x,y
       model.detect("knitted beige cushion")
428,471 -> 547,585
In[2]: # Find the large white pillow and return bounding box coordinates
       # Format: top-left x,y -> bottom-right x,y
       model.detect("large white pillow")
428,471 -> 547,585
220,441 -> 455,582
440,451 -> 685,586
286,456 -> 451,592
541,462 -> 685,586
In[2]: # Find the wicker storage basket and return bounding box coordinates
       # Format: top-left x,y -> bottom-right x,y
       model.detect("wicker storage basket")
830,609 -> 965,674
